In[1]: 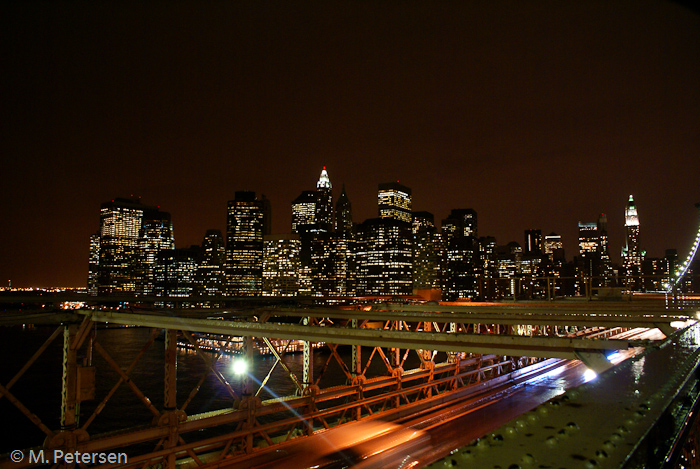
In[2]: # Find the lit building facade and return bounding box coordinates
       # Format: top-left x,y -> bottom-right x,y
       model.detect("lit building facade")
139,211 -> 175,295
291,191 -> 317,235
441,209 -> 479,301
315,167 -> 334,232
94,197 -> 173,296
524,229 -> 542,255
154,247 -> 199,301
356,218 -> 413,296
195,229 -> 226,297
263,234 -> 301,297
378,182 -> 412,223
442,209 -> 477,238
87,233 -> 100,295
621,195 -> 644,289
543,232 -> 564,263
335,184 -> 353,236
412,211 -> 438,291
226,191 -> 270,296
310,232 -> 356,298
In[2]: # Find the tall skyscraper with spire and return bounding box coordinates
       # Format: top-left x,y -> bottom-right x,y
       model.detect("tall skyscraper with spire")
622,195 -> 643,289
315,166 -> 334,232
335,184 -> 353,235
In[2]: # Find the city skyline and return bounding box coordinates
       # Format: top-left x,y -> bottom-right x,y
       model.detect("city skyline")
2,1 -> 700,287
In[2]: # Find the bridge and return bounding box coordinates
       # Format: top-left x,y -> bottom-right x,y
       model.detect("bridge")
1,213 -> 700,468
0,295 -> 697,469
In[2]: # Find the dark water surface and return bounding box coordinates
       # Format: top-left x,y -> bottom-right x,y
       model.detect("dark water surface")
0,325 -> 409,454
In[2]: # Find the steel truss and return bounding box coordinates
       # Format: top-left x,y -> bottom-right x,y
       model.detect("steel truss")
0,304 -> 681,468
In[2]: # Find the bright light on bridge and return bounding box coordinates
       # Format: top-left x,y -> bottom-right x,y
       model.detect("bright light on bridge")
232,358 -> 248,375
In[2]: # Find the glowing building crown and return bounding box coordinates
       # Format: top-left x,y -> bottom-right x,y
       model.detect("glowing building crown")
317,166 -> 332,190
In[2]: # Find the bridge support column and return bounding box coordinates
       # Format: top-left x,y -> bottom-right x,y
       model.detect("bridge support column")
351,319 -> 362,420
303,317 -> 313,390
164,329 -> 178,468
61,324 -> 78,431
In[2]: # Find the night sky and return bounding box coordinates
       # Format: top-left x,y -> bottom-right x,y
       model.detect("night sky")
2,1 -> 699,288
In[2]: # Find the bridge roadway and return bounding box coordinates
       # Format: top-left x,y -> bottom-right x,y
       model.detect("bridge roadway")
0,297 -> 698,468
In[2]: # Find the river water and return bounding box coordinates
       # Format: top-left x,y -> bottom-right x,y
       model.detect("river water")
0,325 -> 417,455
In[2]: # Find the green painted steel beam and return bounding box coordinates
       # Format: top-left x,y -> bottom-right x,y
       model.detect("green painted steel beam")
80,310 -> 638,359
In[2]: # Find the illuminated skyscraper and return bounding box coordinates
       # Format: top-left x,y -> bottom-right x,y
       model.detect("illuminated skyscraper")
441,209 -> 479,300
597,213 -> 613,284
87,233 -> 100,295
292,191 -> 317,234
226,191 -> 270,296
316,167 -> 334,232
412,211 -> 437,290
524,229 -> 542,255
196,229 -> 226,297
335,184 -> 353,236
95,197 -> 173,296
357,218 -> 413,296
139,211 -> 175,295
310,232 -> 356,298
442,209 -> 477,238
154,247 -> 198,301
263,234 -> 301,297
378,182 -> 412,223
543,232 -> 564,262
621,195 -> 643,279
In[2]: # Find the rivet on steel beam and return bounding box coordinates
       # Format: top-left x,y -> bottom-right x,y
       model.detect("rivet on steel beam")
603,440 -> 617,451
527,413 -> 539,423
596,449 -> 609,459
459,450 -> 474,460
476,438 -> 490,451
520,453 -> 536,465
545,436 -> 558,447
505,425 -> 518,437
585,459 -> 600,468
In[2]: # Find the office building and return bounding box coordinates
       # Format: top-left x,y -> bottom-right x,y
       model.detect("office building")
621,195 -> 643,289
154,247 -> 199,300
292,191 -> 318,235
412,211 -> 438,290
442,209 -> 477,238
263,234 -> 301,297
139,211 -> 175,295
94,197 -> 173,296
226,191 -> 270,296
524,229 -> 542,255
335,184 -> 353,236
356,218 -> 413,296
195,229 -> 226,297
316,167 -> 334,232
378,182 -> 412,223
543,232 -> 564,262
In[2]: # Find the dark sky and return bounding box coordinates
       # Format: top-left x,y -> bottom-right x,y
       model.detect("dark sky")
2,1 -> 699,288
